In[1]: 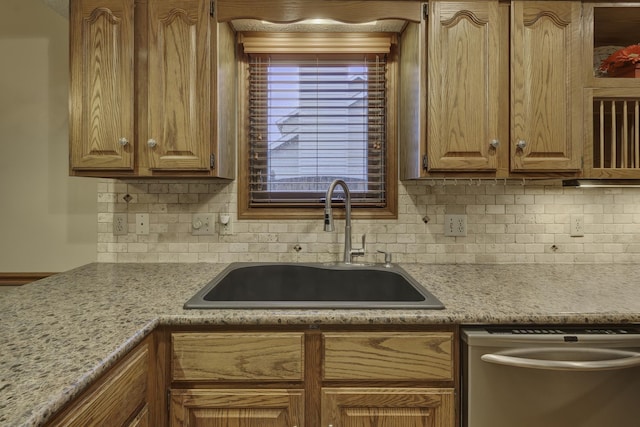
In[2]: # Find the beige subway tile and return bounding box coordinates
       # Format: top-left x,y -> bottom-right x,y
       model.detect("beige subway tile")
168,183 -> 189,193
294,253 -> 319,263
117,253 -> 139,262
176,253 -> 199,263
188,243 -> 209,253
484,184 -> 506,195
98,193 -> 117,203
486,205 -> 505,215
268,223 -> 289,233
228,242 -> 249,253
484,243 -> 505,253
475,254 -> 497,263
505,204 -> 524,214
272,242 -> 294,253
595,253 -> 615,263
466,205 -> 485,216
525,224 -> 545,234
258,253 -> 280,262
485,224 -> 506,234
97,253 -> 117,262
474,214 -> 495,225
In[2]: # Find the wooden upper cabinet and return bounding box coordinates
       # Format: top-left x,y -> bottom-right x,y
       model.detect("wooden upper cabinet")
69,0 -> 135,171
427,0 -> 502,172
581,4 -> 640,179
402,0 -> 583,178
144,0 -> 211,171
510,1 -> 582,172
69,0 -> 236,178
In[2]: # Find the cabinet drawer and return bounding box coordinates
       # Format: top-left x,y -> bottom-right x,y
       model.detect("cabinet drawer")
172,332 -> 305,381
48,342 -> 148,427
323,332 -> 453,381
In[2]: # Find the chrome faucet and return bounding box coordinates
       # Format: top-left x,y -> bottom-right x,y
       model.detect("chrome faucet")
324,179 -> 365,263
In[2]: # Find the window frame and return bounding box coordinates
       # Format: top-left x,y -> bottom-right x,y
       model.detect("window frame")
237,35 -> 398,220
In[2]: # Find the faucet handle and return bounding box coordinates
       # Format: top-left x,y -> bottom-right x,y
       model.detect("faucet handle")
350,234 -> 366,260
377,250 -> 393,267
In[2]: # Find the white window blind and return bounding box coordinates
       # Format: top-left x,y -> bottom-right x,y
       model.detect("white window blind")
247,53 -> 388,207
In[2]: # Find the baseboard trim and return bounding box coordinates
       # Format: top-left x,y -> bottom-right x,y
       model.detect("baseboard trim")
0,272 -> 57,286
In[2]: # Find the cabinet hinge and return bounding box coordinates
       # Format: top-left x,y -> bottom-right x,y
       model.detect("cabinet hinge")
422,3 -> 428,20
167,389 -> 171,417
210,153 -> 216,169
210,0 -> 214,17
422,154 -> 428,170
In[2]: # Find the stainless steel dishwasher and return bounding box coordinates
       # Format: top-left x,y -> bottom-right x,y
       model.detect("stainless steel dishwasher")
461,327 -> 640,427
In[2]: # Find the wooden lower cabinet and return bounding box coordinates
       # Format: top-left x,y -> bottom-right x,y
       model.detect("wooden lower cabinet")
169,329 -> 457,427
169,389 -> 305,427
43,328 -> 456,427
322,388 -> 455,427
46,338 -> 151,427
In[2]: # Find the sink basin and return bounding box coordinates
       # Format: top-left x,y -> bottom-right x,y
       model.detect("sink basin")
184,262 -> 444,309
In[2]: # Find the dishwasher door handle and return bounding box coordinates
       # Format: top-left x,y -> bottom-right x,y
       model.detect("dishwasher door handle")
481,347 -> 640,371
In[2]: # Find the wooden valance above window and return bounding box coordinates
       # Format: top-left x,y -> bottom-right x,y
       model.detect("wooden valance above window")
216,0 -> 422,24
238,32 -> 396,54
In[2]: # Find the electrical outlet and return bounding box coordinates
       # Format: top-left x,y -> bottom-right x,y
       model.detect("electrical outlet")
219,213 -> 234,236
135,213 -> 149,235
570,215 -> 584,237
113,213 -> 127,235
444,214 -> 467,237
192,214 -> 215,236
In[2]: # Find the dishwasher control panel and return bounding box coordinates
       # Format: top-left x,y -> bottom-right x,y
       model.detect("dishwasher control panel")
486,327 -> 640,335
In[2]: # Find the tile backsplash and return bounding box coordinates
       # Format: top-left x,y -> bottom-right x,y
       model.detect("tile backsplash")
97,179 -> 640,264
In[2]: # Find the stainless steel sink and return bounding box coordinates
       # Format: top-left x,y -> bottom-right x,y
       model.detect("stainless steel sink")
184,262 -> 444,309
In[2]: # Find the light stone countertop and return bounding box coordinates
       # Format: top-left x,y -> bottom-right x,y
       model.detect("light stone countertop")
2,262 -> 640,426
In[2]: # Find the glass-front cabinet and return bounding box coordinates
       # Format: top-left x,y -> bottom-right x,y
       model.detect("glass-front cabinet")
583,3 -> 640,178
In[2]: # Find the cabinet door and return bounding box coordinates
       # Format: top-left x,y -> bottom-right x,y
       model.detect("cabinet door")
69,0 -> 134,170
145,0 -> 211,171
510,1 -> 582,172
321,388 -> 455,427
427,0 -> 502,171
170,389 -> 304,427
47,343 -> 149,427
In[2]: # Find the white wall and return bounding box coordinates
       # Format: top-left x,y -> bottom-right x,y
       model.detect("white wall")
0,0 -> 97,272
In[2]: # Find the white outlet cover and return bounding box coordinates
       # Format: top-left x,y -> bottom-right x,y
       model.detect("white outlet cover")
192,214 -> 215,236
570,215 -> 584,237
135,213 -> 149,235
219,213 -> 234,235
113,213 -> 127,235
444,214 -> 467,237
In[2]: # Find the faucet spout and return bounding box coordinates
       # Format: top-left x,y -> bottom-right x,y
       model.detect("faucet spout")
324,179 -> 363,263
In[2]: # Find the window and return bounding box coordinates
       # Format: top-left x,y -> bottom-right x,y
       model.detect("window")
237,33 -> 398,219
